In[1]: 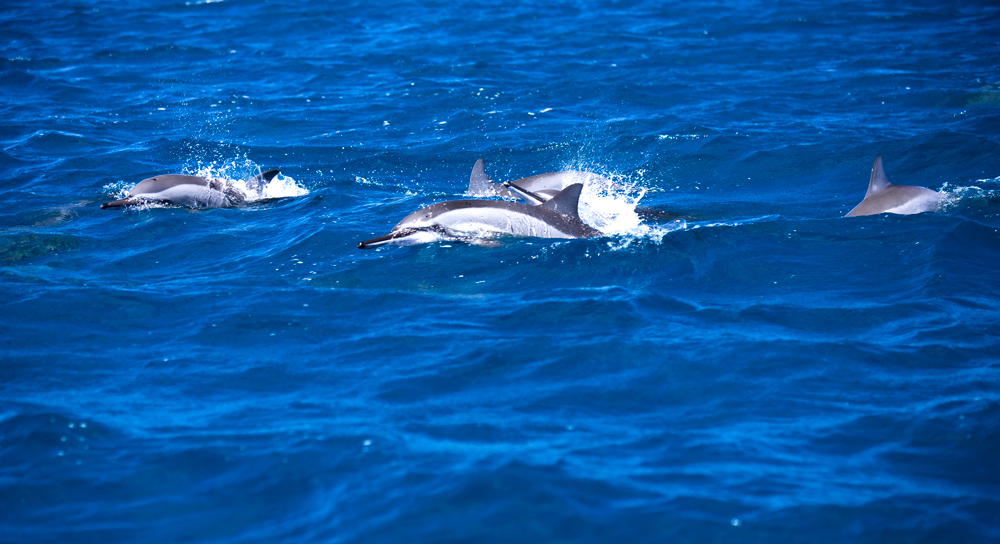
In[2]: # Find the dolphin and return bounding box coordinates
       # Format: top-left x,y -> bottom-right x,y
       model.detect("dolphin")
100,169 -> 280,209
467,158 -> 612,205
845,157 -> 940,217
358,183 -> 602,249
470,157 -> 689,223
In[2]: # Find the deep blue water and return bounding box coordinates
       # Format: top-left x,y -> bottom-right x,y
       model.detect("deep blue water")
3,0 -> 1000,542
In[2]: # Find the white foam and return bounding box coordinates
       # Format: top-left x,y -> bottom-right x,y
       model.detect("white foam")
101,180 -> 133,200
603,219 -> 689,251
189,162 -> 309,202
939,177 -> 1000,212
557,166 -> 692,247
578,171 -> 645,235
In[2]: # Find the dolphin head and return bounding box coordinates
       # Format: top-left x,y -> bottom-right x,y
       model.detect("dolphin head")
845,156 -> 940,217
357,226 -> 451,249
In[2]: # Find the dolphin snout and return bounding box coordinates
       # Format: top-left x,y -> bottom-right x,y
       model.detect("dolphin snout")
357,227 -> 429,249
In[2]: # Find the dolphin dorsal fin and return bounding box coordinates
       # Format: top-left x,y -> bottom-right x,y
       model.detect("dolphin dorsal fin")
248,169 -> 280,184
540,183 -> 585,217
259,169 -> 280,183
866,156 -> 892,197
468,158 -> 494,195
243,169 -> 279,193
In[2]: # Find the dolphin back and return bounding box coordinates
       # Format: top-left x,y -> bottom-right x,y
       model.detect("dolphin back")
514,171 -> 610,199
846,156 -> 940,217
129,174 -> 209,196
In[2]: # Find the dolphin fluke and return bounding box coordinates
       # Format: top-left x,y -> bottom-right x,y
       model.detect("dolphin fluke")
845,156 -> 940,217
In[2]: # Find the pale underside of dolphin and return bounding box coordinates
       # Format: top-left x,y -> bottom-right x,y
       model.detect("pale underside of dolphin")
100,169 -> 279,209
467,157 -> 612,205
358,183 -> 602,249
845,157 -> 940,217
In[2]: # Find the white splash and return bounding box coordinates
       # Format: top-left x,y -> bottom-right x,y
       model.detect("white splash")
102,179 -> 134,200
577,171 -> 646,235
939,176 -> 1000,212
572,167 -> 690,245
189,162 -> 309,201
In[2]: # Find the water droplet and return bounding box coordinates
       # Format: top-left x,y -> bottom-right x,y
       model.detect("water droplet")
731,518 -> 741,527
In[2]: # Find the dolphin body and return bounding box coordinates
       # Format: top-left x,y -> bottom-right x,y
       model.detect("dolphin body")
358,183 -> 602,249
467,158 -> 612,205
100,169 -> 280,209
845,157 -> 940,217
466,157 -> 685,222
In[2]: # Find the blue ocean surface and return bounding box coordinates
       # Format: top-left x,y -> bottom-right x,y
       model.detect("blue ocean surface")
2,0 -> 1000,542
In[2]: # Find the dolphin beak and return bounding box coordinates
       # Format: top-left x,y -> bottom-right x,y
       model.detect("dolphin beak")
358,228 -> 423,249
101,199 -> 128,209
100,197 -> 166,209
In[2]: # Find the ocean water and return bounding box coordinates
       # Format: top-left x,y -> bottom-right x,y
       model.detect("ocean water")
2,0 -> 1000,542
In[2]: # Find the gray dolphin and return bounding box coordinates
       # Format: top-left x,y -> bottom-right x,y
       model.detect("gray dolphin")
845,157 -> 940,217
467,158 -> 612,205
100,169 -> 280,209
358,183 -> 602,249
470,157 -> 688,223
